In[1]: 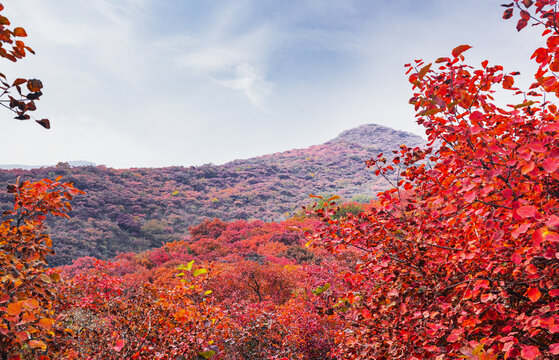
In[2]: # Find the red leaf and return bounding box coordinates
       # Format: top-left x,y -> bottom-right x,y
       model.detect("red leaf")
521,161 -> 535,174
503,75 -> 514,89
543,122 -> 559,131
473,279 -> 489,291
503,8 -> 513,19
112,339 -> 124,352
542,158 -> 559,173
452,45 -> 472,58
520,345 -> 540,359
464,191 -> 476,203
550,289 -> 559,297
526,287 -> 541,302
417,63 -> 432,80
13,27 -> 27,37
512,222 -> 531,238
511,252 -> 522,265
36,119 -> 50,129
516,205 -> 537,218
12,78 -> 26,87
528,142 -> 546,153
550,343 -> 559,355
517,18 -> 528,31
547,215 -> 559,228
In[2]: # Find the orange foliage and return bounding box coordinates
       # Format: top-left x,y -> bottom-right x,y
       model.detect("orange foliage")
0,177 -> 82,358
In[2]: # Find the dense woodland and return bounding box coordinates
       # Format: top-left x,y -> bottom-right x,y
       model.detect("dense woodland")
2,1 -> 559,359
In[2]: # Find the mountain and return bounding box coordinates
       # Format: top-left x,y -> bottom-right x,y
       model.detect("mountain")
0,124 -> 425,266
0,160 -> 96,170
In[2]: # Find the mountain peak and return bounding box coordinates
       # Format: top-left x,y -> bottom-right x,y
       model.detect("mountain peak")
328,123 -> 425,150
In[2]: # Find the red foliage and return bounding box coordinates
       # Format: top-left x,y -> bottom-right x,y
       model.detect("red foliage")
55,260 -> 225,359
0,123 -> 418,266
307,1 -> 559,358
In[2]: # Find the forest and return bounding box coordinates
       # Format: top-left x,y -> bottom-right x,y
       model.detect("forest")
1,0 -> 559,359
0,123 -> 424,266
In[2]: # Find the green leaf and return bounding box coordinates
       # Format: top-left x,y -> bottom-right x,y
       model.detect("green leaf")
312,283 -> 331,295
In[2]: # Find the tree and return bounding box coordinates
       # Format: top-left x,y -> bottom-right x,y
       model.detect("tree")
0,3 -> 49,128
307,1 -> 559,359
0,177 -> 82,359
55,260 -> 225,360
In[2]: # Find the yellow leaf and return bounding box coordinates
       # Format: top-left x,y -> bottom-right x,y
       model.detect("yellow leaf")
327,195 -> 341,202
193,268 -> 208,277
473,343 -> 484,356
38,273 -> 51,283
49,272 -> 61,282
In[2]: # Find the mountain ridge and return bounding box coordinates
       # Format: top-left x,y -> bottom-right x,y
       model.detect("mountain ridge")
0,123 -> 425,265
0,160 -> 96,170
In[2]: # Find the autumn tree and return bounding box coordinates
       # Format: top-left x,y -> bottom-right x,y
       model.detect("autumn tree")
307,1 -> 559,359
54,260 -> 225,360
0,3 -> 49,128
0,177 -> 82,359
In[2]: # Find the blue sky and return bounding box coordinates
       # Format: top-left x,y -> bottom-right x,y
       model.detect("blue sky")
0,0 -> 542,168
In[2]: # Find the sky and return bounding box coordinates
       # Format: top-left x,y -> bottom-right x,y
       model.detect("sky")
0,0 -> 544,168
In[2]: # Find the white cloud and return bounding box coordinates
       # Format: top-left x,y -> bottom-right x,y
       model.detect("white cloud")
154,1 -> 276,106
0,0 -> 546,168
215,63 -> 273,107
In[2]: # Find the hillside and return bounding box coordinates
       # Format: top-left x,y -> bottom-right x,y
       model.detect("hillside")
0,124 -> 424,265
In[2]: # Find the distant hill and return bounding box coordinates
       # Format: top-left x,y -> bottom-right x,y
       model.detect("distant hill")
0,160 -> 96,170
0,124 -> 424,265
